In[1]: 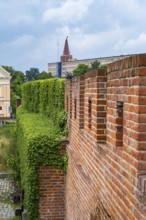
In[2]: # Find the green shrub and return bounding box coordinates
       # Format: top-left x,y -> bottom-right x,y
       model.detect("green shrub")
73,60 -> 107,76
18,78 -> 67,219
31,81 -> 40,113
73,63 -> 90,76
0,124 -> 19,183
16,107 -> 67,220
22,82 -> 32,112
22,78 -> 66,130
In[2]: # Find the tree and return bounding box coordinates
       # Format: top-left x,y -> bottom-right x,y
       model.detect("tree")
2,66 -> 25,114
73,64 -> 90,76
11,71 -> 25,114
2,66 -> 24,84
37,71 -> 53,80
90,60 -> 101,70
11,72 -> 24,99
25,68 -> 39,81
72,60 -> 107,77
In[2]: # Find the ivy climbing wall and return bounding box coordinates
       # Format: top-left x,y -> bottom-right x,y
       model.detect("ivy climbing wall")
16,78 -> 67,220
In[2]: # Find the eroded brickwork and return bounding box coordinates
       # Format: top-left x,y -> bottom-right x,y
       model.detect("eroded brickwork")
65,54 -> 146,220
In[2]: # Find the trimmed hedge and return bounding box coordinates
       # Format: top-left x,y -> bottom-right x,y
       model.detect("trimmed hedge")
17,78 -> 67,219
22,78 -> 66,130
17,107 -> 67,220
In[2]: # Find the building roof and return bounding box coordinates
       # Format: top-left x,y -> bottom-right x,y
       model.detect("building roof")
0,66 -> 11,79
63,36 -> 70,55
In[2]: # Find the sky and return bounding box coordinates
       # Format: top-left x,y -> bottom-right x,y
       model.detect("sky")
0,0 -> 146,73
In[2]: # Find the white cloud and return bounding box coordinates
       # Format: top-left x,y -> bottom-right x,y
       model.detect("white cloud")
1,0 -> 146,72
43,0 -> 94,23
114,33 -> 146,52
57,24 -> 125,55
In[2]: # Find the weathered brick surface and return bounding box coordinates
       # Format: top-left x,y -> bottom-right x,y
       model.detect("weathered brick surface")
65,54 -> 146,220
38,166 -> 66,220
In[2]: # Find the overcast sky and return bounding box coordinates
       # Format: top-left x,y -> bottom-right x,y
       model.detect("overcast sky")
0,0 -> 146,73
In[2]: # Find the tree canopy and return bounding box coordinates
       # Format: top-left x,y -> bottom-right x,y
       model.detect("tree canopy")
73,64 -> 90,76
25,68 -> 39,81
90,60 -> 101,70
2,66 -> 25,114
2,66 -> 53,114
25,68 -> 53,81
72,60 -> 107,76
37,71 -> 53,80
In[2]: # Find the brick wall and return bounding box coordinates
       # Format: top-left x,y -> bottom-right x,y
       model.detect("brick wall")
38,166 -> 66,220
65,54 -> 146,220
38,140 -> 67,220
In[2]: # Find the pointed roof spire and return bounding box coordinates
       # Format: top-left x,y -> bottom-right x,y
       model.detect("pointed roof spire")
60,37 -> 73,62
63,36 -> 70,56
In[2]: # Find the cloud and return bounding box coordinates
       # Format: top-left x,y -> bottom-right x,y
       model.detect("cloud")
113,32 -> 146,53
43,0 -> 94,24
1,0 -> 146,72
57,24 -> 125,56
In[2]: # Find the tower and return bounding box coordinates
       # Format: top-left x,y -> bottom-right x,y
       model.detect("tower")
60,37 -> 73,62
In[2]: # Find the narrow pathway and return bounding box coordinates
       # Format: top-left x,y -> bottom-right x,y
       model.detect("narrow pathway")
0,173 -> 15,220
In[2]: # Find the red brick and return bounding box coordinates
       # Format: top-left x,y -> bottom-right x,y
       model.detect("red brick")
38,166 -> 65,220
65,55 -> 146,220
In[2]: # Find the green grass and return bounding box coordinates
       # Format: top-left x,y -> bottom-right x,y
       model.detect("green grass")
9,217 -> 21,220
0,124 -> 16,171
0,124 -> 21,220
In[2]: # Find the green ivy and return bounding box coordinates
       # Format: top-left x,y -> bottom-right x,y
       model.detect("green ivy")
22,78 -> 66,130
22,82 -> 32,112
16,107 -> 67,220
17,78 -> 67,220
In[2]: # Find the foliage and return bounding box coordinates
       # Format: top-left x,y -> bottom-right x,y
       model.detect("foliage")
11,71 -> 25,114
90,60 -> 101,70
9,217 -> 21,220
25,68 -> 39,81
2,66 -> 25,115
22,78 -> 66,130
17,78 -> 67,219
0,124 -> 20,183
12,71 -> 25,84
65,72 -> 73,79
72,60 -> 106,76
22,81 -> 41,113
37,71 -> 53,80
73,63 -> 90,76
25,68 -> 53,81
16,107 -> 67,220
0,125 -> 10,171
2,66 -> 54,115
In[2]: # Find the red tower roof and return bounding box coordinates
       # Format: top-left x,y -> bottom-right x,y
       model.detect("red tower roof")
63,37 -> 70,55
61,37 -> 73,62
